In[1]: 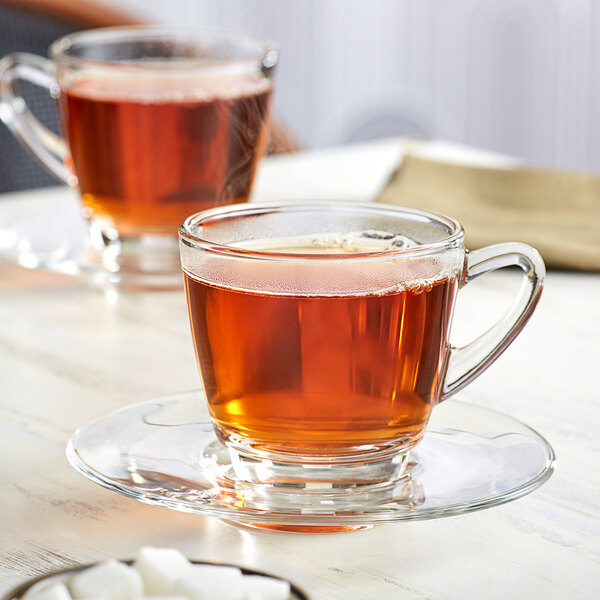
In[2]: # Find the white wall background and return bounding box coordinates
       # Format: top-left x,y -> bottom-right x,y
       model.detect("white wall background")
105,0 -> 600,173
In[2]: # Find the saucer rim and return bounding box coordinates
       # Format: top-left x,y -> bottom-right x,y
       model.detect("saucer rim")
66,390 -> 556,526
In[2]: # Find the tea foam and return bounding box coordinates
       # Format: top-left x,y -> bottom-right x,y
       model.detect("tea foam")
182,230 -> 461,297
67,73 -> 272,104
239,230 -> 419,254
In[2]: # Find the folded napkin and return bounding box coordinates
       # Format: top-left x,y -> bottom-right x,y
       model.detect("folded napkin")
376,153 -> 600,271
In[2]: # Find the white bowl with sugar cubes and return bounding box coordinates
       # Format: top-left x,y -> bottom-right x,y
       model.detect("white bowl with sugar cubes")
2,547 -> 307,600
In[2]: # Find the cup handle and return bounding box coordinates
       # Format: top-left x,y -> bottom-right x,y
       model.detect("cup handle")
441,242 -> 545,401
0,52 -> 73,185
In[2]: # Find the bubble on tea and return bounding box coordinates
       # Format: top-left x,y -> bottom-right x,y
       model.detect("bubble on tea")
308,234 -> 356,252
360,229 -> 395,240
407,279 -> 435,295
360,229 -> 419,249
306,230 -> 419,254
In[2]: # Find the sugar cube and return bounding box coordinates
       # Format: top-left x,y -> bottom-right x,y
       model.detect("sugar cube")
70,559 -> 143,600
134,547 -> 192,595
175,565 -> 244,600
242,575 -> 291,600
24,582 -> 72,600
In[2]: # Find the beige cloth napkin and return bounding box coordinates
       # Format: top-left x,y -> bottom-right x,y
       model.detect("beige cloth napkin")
376,153 -> 600,271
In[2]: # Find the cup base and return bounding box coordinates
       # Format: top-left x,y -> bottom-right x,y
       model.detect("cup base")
217,440 -> 412,486
200,439 -> 425,517
88,226 -> 183,291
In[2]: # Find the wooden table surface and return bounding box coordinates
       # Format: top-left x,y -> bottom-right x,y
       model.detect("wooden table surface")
1,140 -> 598,599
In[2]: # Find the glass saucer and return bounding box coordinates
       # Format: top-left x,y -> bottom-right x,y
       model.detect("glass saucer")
0,188 -> 182,290
0,188 -> 94,275
66,391 -> 555,531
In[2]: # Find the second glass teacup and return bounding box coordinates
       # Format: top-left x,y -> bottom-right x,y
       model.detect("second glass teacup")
0,26 -> 277,288
179,201 -> 545,492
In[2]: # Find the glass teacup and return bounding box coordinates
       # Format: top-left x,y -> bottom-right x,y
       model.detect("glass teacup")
179,201 -> 545,489
0,26 -> 277,288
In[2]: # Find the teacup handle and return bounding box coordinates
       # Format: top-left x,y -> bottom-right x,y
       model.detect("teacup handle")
0,52 -> 72,184
441,242 -> 545,400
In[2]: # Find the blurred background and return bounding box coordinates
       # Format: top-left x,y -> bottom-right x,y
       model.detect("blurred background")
1,0 -> 599,191
105,0 -> 600,169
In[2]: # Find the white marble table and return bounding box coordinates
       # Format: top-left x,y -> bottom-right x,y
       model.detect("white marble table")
1,140 -> 598,599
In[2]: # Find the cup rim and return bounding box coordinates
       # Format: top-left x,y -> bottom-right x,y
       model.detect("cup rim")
49,25 -> 278,72
179,200 -> 465,261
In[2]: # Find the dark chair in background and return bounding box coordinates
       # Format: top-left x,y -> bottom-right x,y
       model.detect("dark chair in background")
0,0 -> 140,193
0,0 -> 299,194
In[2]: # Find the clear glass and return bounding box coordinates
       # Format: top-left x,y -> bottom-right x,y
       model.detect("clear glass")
179,201 -> 545,490
0,26 -> 278,289
67,390 -> 556,531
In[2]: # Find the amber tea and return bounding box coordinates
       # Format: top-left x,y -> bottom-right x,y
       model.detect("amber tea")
62,76 -> 272,237
184,232 -> 459,456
